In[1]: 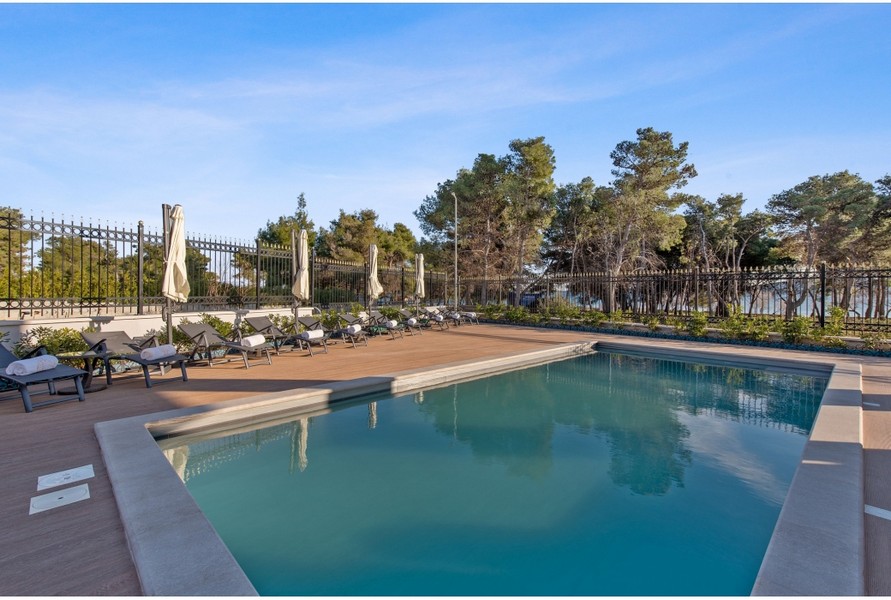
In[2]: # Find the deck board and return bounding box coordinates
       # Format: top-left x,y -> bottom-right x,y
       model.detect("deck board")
0,324 -> 888,595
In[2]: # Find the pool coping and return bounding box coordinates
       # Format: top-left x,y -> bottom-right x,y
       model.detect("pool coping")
94,339 -> 863,596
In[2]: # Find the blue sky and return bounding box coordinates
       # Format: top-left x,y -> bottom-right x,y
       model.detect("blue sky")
1,3 -> 889,241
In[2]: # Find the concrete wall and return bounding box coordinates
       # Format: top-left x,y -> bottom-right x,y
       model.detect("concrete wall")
0,307 -> 318,346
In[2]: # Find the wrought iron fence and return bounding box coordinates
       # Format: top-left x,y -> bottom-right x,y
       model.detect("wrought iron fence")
3,209 -> 889,335
462,264 -> 891,335
0,210 -> 446,318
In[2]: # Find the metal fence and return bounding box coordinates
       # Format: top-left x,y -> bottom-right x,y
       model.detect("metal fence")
3,209 -> 890,335
0,210 -> 447,319
462,264 -> 891,335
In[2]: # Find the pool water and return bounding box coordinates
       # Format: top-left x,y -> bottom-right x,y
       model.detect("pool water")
160,352 -> 826,595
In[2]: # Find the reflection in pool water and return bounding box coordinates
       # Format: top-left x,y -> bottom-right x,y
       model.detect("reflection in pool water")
160,352 -> 825,595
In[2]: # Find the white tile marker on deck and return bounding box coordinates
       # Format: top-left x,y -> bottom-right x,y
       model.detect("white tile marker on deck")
865,504 -> 891,522
37,464 -> 94,491
29,484 -> 90,515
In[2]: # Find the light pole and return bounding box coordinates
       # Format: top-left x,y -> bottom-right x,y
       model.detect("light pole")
451,192 -> 458,311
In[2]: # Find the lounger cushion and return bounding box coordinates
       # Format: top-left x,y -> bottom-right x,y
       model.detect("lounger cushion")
140,344 -> 177,361
299,330 -> 325,340
6,355 -> 59,376
241,334 -> 267,348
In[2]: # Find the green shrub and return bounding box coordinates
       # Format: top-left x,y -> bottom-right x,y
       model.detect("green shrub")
642,315 -> 662,332
822,336 -> 848,349
683,311 -> 709,337
781,316 -> 813,344
720,305 -> 748,340
822,306 -> 847,337
268,313 -> 296,331
197,313 -> 235,337
606,310 -> 631,329
147,324 -> 192,349
664,316 -> 685,330
542,297 -> 581,323
748,317 -> 773,342
861,332 -> 890,351
378,306 -> 401,320
481,304 -> 503,320
502,305 -> 540,324
14,326 -> 88,356
320,309 -> 342,330
581,310 -> 607,327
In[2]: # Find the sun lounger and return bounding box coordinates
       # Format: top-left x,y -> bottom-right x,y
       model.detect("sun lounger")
369,310 -> 406,339
81,331 -> 189,388
420,307 -> 450,330
459,310 -> 480,324
313,315 -> 367,348
178,322 -> 273,368
0,345 -> 87,412
397,309 -> 424,335
293,317 -> 332,356
245,316 -> 298,354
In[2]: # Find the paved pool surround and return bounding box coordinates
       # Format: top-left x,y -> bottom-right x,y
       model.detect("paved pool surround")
94,339 -> 863,596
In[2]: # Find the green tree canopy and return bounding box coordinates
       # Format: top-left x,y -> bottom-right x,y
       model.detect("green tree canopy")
257,193 -> 317,249
767,170 -> 880,267
317,208 -> 417,267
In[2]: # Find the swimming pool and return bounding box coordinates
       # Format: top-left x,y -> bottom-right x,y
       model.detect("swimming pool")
158,351 -> 826,595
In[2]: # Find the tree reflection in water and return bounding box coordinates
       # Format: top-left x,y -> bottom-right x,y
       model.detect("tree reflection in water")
416,352 -> 824,495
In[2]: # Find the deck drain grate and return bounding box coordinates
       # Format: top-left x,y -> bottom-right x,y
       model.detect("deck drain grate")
37,464 -> 94,491
29,484 -> 90,515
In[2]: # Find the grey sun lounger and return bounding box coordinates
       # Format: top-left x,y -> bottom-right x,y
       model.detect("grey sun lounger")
303,315 -> 367,349
397,309 -> 424,335
81,331 -> 189,388
334,314 -> 372,347
0,345 -> 87,412
179,322 -> 273,368
419,307 -> 450,330
369,310 -> 406,339
245,316 -> 299,354
293,316 -> 332,356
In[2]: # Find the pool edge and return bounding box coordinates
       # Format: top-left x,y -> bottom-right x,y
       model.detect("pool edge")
95,342 -> 595,596
96,339 -> 864,596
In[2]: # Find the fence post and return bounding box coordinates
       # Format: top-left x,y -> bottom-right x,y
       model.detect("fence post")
255,238 -> 261,309
694,267 -> 700,314
137,220 -> 144,315
820,262 -> 827,328
310,248 -> 316,307
401,265 -> 405,308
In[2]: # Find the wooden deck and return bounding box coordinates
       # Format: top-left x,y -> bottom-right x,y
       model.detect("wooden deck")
0,324 -> 888,595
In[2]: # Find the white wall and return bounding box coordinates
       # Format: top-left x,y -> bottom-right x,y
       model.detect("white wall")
0,307 -> 318,346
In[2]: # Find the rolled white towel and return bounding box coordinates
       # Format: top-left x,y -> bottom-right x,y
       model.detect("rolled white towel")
432,314 -> 444,322
299,329 -> 325,341
407,318 -> 418,326
140,344 -> 176,361
6,355 -> 59,376
462,311 -> 477,318
385,319 -> 398,328
240,334 -> 267,348
345,324 -> 363,335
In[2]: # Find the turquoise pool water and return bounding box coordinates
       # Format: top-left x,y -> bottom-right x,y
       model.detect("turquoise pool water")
160,352 -> 826,595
